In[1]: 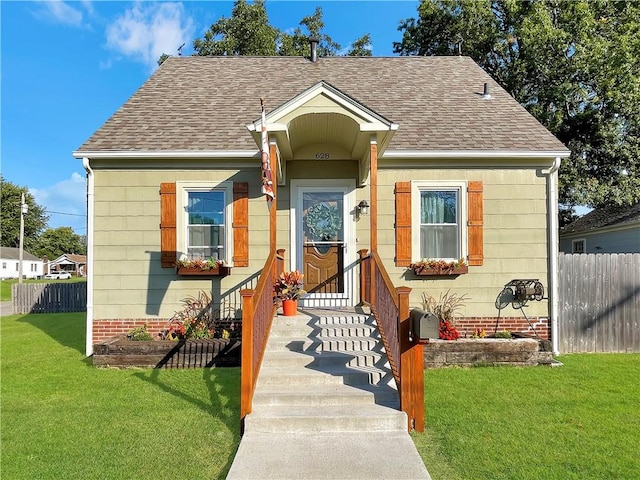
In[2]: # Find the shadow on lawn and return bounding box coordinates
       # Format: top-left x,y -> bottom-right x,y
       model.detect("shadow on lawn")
133,367 -> 241,478
18,312 -> 85,354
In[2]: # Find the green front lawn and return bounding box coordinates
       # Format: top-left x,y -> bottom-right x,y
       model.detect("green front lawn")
2,312 -> 638,479
1,312 -> 240,480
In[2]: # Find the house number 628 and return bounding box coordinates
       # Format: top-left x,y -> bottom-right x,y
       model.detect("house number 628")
315,152 -> 330,159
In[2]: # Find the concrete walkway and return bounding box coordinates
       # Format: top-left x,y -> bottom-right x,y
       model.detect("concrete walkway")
226,309 -> 431,479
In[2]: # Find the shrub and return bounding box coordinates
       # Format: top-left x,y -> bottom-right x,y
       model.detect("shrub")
421,289 -> 469,340
127,324 -> 153,341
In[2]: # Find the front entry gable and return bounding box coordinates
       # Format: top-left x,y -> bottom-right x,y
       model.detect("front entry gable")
247,81 -> 398,186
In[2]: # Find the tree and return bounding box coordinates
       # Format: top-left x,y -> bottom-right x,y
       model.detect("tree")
34,227 -> 87,260
193,0 -> 279,56
0,176 -> 48,252
189,1 -> 371,58
394,0 -> 640,217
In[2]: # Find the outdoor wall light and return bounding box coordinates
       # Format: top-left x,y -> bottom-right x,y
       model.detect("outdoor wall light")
356,200 -> 370,218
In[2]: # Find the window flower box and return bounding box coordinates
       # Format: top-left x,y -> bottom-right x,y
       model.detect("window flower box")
175,256 -> 230,277
410,259 -> 468,276
177,265 -> 231,277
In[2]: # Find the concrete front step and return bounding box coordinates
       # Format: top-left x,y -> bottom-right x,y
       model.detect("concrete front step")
252,383 -> 399,408
257,364 -> 389,387
226,431 -> 431,480
261,349 -> 389,369
268,335 -> 382,352
244,404 -> 408,434
269,323 -> 379,338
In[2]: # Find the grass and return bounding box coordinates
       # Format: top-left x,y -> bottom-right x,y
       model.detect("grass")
2,312 -> 639,479
1,277 -> 87,301
414,356 -> 640,479
1,312 -> 241,480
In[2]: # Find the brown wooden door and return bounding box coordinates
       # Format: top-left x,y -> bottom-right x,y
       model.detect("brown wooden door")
301,191 -> 345,295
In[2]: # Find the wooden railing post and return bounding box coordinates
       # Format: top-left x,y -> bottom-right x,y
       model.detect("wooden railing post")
398,286 -> 424,432
240,288 -> 255,432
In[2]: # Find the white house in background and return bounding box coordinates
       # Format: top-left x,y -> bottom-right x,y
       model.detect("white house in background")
560,202 -> 640,254
47,253 -> 87,277
0,247 -> 44,279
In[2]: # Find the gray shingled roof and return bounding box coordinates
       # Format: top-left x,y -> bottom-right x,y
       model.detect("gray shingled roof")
75,55 -> 568,155
561,203 -> 640,235
0,247 -> 41,261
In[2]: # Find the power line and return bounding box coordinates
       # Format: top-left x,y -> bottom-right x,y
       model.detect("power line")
45,210 -> 87,217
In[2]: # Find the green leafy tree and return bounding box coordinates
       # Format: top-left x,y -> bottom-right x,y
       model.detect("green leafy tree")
192,0 -> 279,56
187,1 -> 371,58
0,176 -> 48,252
35,227 -> 87,260
394,0 -> 640,217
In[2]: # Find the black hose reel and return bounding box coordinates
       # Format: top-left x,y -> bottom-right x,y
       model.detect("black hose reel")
494,279 -> 546,337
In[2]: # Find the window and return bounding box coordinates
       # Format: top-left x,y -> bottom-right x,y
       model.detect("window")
2,262 -> 6,269
412,182 -> 467,261
178,182 -> 233,263
572,239 -> 585,254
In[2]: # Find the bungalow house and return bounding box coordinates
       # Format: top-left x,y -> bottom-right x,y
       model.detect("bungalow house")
46,253 -> 88,277
560,202 -> 640,254
74,50 -> 569,358
0,247 -> 44,279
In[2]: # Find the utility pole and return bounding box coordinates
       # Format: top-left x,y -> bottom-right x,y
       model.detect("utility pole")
18,192 -> 27,284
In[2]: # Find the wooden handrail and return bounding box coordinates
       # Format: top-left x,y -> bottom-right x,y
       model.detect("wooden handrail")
358,249 -> 424,432
240,248 -> 285,432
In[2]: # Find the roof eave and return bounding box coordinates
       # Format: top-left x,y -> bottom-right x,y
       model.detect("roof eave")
73,150 -> 260,160
382,149 -> 571,159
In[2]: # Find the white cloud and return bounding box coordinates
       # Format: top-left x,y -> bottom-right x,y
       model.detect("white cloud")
33,1 -> 85,27
105,2 -> 195,71
31,173 -> 87,234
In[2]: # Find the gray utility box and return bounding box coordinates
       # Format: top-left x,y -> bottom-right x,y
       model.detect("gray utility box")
410,309 -> 439,341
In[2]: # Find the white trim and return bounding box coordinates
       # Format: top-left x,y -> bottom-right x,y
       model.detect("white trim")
290,179 -> 356,306
175,181 -> 234,266
82,158 -> 95,357
382,150 -> 570,159
250,81 -> 396,130
541,157 -> 561,355
73,150 -> 258,159
411,180 -> 468,262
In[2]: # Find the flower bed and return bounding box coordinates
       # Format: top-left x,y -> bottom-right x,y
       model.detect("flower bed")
423,336 -> 553,368
93,336 -> 240,368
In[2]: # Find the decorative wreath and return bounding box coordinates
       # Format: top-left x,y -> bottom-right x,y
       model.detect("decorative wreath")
305,202 -> 342,240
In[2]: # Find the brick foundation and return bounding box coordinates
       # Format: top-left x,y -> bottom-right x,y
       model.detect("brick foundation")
454,316 -> 550,340
92,319 -> 169,345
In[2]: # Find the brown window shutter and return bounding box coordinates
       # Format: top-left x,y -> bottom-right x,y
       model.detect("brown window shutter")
467,181 -> 484,266
160,182 -> 177,268
395,182 -> 412,267
233,182 -> 249,267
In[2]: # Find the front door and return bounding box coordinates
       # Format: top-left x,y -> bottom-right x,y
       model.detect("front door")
291,180 -> 355,307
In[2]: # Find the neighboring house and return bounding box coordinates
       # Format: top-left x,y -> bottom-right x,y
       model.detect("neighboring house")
47,254 -> 87,277
560,203 -> 640,254
74,48 -> 570,356
0,247 -> 44,279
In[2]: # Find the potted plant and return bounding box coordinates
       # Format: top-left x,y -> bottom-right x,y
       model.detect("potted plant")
274,270 -> 306,316
175,255 -> 231,277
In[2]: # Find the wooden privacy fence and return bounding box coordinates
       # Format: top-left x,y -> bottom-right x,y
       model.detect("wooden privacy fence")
12,283 -> 87,314
558,253 -> 640,353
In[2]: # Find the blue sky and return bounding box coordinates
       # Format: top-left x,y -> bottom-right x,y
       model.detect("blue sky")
1,0 -> 420,235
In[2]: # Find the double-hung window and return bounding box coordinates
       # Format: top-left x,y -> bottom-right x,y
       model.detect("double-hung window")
412,181 -> 467,261
177,182 -> 233,264
572,239 -> 585,254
